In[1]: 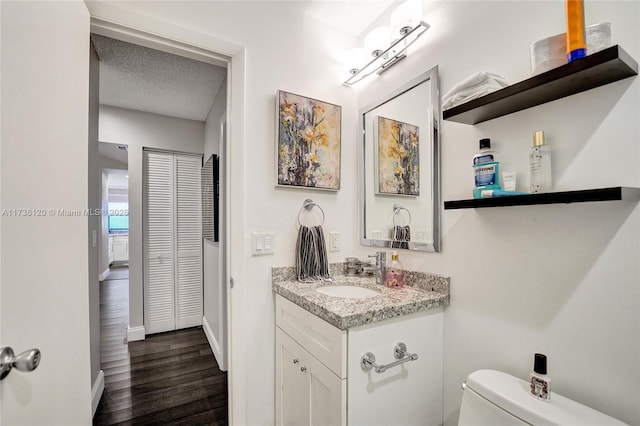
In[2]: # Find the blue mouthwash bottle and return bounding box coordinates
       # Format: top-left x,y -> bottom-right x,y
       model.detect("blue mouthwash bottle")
473,138 -> 501,198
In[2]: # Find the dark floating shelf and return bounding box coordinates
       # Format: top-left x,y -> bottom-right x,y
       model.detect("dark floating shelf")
444,187 -> 640,210
443,45 -> 638,125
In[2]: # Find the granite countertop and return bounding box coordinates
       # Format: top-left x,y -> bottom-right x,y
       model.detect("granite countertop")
272,264 -> 450,330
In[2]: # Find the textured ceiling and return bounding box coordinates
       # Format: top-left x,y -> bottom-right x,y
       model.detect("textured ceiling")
92,34 -> 226,121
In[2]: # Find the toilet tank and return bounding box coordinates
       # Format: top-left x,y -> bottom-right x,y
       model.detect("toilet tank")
458,369 -> 628,426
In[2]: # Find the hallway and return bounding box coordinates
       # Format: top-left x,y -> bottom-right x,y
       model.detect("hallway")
94,267 -> 228,425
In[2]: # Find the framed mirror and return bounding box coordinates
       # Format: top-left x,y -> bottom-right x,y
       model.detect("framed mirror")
359,66 -> 441,252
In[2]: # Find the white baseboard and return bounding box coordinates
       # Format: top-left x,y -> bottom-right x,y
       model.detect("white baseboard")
98,268 -> 110,281
91,369 -> 105,416
127,325 -> 145,342
202,315 -> 227,371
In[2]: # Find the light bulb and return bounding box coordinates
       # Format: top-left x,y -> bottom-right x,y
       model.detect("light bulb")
391,0 -> 423,37
364,26 -> 391,57
344,47 -> 365,74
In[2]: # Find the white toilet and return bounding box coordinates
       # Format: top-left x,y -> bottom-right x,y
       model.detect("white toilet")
458,369 -> 628,425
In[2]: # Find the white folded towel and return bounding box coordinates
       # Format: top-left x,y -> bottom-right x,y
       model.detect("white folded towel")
442,72 -> 509,110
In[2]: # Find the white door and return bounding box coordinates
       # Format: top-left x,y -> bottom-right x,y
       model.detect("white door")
144,151 -> 202,334
144,150 -> 176,334
0,1 -> 93,424
175,154 -> 203,329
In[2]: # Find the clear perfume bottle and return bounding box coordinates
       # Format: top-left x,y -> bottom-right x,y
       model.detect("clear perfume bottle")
529,131 -> 552,193
530,353 -> 551,401
386,251 -> 404,288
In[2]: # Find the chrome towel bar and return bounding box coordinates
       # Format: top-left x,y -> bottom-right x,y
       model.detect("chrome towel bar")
360,342 -> 419,374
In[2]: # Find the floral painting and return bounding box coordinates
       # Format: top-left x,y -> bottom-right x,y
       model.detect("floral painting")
376,116 -> 420,196
277,91 -> 341,190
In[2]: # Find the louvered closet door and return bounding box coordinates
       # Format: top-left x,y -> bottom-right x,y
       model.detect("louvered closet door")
144,150 -> 176,334
175,154 -> 203,329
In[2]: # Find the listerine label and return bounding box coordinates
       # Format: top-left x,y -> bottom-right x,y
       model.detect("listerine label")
473,153 -> 495,166
474,162 -> 498,186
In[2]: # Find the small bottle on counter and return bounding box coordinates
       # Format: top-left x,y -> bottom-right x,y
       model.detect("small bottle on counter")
530,353 -> 551,401
386,251 -> 404,288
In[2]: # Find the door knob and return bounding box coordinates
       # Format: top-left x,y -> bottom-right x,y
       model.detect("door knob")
0,346 -> 41,380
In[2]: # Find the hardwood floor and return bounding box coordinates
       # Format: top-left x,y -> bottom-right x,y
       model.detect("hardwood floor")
94,267 -> 228,425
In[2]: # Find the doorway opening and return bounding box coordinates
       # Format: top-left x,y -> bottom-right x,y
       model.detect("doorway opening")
99,143 -> 129,277
90,31 -> 231,423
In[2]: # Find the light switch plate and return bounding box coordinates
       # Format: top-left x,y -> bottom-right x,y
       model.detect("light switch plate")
329,232 -> 340,252
252,232 -> 275,255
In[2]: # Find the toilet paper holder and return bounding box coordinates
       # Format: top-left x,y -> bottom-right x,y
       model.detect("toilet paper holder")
360,342 -> 419,374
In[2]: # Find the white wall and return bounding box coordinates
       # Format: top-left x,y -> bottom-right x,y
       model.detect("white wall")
87,1 -> 639,425
99,106 -> 204,334
203,78 -> 227,368
356,2 -> 640,424
1,1 -> 93,423
99,154 -> 127,171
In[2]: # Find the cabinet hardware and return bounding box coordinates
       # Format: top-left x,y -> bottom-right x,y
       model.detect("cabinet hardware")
300,366 -> 307,372
293,358 -> 299,364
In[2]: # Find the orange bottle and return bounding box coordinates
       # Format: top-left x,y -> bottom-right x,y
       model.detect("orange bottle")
566,0 -> 587,62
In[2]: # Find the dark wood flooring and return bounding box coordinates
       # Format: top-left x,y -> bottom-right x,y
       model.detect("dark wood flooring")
94,267 -> 228,425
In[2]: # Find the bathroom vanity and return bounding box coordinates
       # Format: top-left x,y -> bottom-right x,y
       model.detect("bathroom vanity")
273,266 -> 449,426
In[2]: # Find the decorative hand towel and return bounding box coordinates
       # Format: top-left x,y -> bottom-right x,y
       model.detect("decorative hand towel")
295,225 -> 331,282
391,225 -> 411,250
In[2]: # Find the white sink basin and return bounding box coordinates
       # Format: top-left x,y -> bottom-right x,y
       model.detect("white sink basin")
315,285 -> 380,299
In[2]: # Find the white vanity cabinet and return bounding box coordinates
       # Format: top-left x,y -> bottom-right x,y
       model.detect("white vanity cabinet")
108,234 -> 128,263
275,295 -> 347,426
275,294 -> 444,426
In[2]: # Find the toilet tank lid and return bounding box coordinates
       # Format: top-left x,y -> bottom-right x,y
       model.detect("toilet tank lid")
465,370 -> 627,426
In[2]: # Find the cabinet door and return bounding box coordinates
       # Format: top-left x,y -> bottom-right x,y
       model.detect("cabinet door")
307,348 -> 346,426
276,328 -> 310,426
276,328 -> 346,426
112,235 -> 128,261
108,235 -> 114,264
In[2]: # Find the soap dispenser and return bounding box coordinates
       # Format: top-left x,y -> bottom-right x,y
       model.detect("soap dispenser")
386,251 -> 404,288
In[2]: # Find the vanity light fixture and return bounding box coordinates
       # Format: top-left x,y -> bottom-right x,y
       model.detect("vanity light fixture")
344,0 -> 429,86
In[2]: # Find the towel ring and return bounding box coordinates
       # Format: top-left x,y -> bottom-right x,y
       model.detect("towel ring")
392,204 -> 411,227
297,199 -> 325,227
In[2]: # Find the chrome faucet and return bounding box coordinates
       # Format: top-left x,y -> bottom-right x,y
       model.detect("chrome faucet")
368,251 -> 387,286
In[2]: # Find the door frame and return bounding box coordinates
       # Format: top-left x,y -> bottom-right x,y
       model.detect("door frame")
89,14 -> 246,425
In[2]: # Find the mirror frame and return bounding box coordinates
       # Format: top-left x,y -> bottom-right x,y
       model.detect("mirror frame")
358,66 -> 441,252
